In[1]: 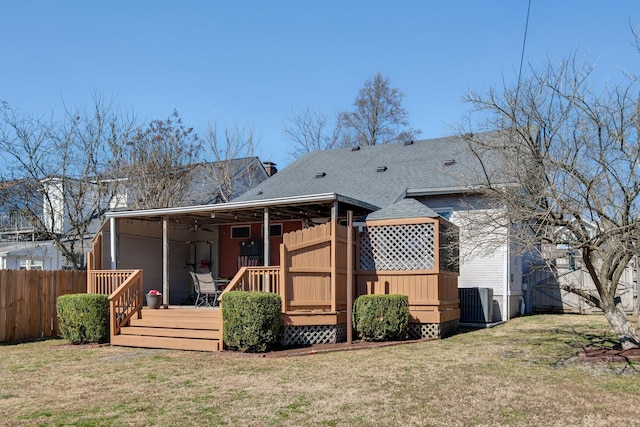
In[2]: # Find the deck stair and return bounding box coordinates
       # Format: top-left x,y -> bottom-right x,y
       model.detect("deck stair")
111,307 -> 222,352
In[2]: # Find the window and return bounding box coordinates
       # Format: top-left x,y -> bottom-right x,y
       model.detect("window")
263,224 -> 282,237
231,225 -> 251,239
19,259 -> 44,270
109,192 -> 128,209
436,209 -> 453,221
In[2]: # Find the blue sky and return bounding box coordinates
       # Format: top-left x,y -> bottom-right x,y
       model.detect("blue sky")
1,1 -> 639,168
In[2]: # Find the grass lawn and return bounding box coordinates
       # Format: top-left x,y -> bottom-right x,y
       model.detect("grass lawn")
1,314 -> 639,426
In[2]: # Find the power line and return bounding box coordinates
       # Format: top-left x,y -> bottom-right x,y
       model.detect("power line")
515,0 -> 532,104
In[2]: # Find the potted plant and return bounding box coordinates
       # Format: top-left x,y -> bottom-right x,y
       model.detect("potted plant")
146,289 -> 163,309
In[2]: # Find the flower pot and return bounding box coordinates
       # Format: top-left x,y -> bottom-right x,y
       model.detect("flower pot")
146,294 -> 162,309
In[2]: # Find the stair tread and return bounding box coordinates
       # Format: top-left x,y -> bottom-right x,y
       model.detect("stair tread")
112,334 -> 219,352
129,318 -> 221,330
120,326 -> 219,340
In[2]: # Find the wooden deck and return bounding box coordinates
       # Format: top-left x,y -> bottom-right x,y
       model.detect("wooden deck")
111,307 -> 222,352
90,219 -> 461,351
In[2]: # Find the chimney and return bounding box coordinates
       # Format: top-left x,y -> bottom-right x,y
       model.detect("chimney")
263,161 -> 277,177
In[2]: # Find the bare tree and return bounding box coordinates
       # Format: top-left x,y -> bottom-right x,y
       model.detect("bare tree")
282,107 -> 338,159
460,53 -> 640,348
338,73 -> 421,146
200,123 -> 264,203
114,110 -> 202,209
0,96 -> 136,269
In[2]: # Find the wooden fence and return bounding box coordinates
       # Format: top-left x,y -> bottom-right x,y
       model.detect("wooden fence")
0,270 -> 87,343
528,267 -> 636,313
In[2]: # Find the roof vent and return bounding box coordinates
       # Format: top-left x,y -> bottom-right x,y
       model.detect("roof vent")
315,172 -> 326,178
376,166 -> 388,172
351,146 -> 361,151
444,159 -> 456,166
404,140 -> 414,146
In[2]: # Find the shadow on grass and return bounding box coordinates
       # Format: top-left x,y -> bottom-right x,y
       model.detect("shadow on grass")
0,336 -> 64,348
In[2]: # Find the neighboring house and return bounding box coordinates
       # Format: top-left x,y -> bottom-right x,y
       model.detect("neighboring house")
177,157 -> 271,205
0,158 -> 271,270
0,240 -> 76,270
0,177 -> 107,270
93,132 -> 523,321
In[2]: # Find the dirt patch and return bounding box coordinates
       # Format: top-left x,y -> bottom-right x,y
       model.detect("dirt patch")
579,346 -> 640,363
227,338 -> 428,358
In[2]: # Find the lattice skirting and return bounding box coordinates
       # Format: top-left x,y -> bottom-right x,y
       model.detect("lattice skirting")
279,324 -> 347,346
407,320 -> 459,339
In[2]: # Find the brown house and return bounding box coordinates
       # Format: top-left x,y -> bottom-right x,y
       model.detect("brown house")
88,136 -> 475,351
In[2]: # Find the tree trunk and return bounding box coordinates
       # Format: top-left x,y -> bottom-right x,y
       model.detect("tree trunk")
602,305 -> 640,350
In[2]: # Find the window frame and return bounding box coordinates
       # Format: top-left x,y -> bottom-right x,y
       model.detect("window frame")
230,225 -> 251,239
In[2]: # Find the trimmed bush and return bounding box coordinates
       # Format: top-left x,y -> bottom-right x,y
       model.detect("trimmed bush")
222,291 -> 282,352
353,294 -> 409,341
57,294 -> 110,344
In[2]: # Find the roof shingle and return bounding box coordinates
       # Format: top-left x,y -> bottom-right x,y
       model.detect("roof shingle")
234,133 -> 494,210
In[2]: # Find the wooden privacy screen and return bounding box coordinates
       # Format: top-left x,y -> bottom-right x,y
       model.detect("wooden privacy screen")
0,270 -> 87,342
280,222 -> 351,313
355,217 -> 460,324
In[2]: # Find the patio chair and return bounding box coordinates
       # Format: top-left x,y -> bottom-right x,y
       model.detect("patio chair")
190,271 -> 220,307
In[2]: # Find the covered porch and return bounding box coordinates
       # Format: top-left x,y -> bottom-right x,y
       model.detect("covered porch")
87,195 -> 460,351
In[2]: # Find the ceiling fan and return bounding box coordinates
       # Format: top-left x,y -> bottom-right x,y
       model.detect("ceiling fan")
190,219 -> 214,233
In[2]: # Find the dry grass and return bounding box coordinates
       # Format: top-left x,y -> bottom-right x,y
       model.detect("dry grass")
1,314 -> 639,426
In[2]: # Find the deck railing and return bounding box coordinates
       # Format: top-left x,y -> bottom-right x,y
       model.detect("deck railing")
107,269 -> 144,340
220,266 -> 281,299
88,269 -> 138,295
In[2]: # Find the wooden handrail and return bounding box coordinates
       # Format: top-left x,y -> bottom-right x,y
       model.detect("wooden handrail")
220,267 -> 249,296
88,269 -> 138,295
107,270 -> 143,340
219,266 -> 281,301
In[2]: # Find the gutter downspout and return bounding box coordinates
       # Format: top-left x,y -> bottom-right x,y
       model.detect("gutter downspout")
504,237 -> 510,322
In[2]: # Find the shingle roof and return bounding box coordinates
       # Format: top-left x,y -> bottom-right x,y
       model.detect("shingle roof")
363,198 -> 439,221
234,133 -> 495,209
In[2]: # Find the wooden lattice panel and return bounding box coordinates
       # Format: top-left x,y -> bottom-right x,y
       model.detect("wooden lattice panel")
360,223 -> 435,271
279,324 -> 347,346
407,320 -> 459,339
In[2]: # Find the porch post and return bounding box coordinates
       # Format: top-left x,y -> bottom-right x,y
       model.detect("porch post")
263,207 -> 270,292
109,217 -> 117,270
162,215 -> 169,307
330,201 -> 338,313
346,210 -> 354,344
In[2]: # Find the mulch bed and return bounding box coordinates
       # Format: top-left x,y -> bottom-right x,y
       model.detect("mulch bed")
579,346 -> 640,363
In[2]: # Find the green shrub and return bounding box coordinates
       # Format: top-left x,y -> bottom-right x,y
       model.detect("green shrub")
353,294 -> 409,341
222,291 -> 281,352
57,294 -> 110,344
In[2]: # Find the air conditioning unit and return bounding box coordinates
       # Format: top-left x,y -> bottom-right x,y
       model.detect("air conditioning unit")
459,287 -> 494,323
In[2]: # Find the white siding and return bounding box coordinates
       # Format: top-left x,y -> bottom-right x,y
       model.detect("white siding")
0,240 -> 66,270
458,243 -> 506,292
421,195 -> 515,320
43,180 -> 64,234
